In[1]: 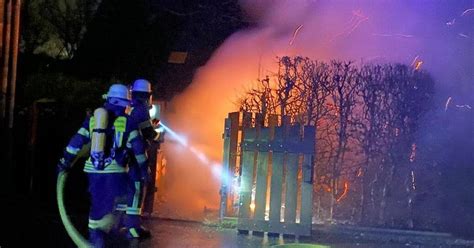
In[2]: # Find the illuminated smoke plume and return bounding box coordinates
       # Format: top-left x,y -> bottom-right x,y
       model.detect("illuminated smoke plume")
158,0 -> 473,220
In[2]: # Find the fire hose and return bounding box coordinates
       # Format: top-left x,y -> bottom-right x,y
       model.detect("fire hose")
57,170 -> 93,248
56,144 -> 93,248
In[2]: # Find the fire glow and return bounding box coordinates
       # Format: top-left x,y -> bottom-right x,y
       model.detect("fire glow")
158,0 -> 474,221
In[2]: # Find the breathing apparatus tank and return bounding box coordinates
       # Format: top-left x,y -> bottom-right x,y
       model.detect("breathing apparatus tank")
90,107 -> 108,170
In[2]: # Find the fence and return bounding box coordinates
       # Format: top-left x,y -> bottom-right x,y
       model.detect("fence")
220,112 -> 315,236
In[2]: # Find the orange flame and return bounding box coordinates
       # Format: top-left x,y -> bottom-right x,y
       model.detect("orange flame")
336,182 -> 349,202
414,60 -> 423,70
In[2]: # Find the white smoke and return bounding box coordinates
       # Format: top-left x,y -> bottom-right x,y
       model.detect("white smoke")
158,0 -> 473,220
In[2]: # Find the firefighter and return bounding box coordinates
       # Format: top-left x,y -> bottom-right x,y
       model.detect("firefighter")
124,78 -> 161,240
57,84 -> 150,247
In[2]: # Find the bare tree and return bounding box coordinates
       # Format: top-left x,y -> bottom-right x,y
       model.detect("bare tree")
237,57 -> 434,227
324,61 -> 360,220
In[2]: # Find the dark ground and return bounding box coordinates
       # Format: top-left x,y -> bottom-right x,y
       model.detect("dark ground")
0,191 -> 472,248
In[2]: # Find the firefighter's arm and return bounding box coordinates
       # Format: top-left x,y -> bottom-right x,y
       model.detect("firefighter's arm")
58,118 -> 91,172
127,129 -> 151,182
138,119 -> 160,142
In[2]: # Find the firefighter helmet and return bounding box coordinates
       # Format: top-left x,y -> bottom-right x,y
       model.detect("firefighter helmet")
106,84 -> 130,107
131,79 -> 152,93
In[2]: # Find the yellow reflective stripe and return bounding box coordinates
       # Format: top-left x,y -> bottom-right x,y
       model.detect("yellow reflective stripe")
88,214 -> 116,231
132,181 -> 140,208
136,154 -> 147,164
114,117 -> 126,132
128,130 -> 139,142
116,204 -> 127,211
129,228 -> 139,238
138,120 -> 152,130
66,146 -> 80,155
126,208 -> 141,215
88,219 -> 100,229
77,127 -> 90,137
89,117 -> 95,135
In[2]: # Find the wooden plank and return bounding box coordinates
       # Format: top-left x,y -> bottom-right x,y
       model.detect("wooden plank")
239,112 -> 255,225
284,153 -> 299,224
255,112 -> 264,128
254,151 -> 269,220
269,126 -> 285,224
268,115 -> 279,139
300,154 -> 313,226
254,127 -> 270,222
220,118 -> 231,219
269,152 -> 284,223
227,112 -> 240,216
284,124 -> 301,226
242,111 -> 252,128
228,112 -> 240,175
238,127 -> 257,225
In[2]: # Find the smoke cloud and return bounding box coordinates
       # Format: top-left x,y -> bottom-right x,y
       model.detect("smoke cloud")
158,0 -> 473,220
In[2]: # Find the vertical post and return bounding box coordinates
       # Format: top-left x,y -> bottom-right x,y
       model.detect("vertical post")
237,127 -> 256,233
8,0 -> 20,128
0,0 -> 5,61
297,153 -> 313,235
227,112 -> 240,216
269,124 -> 284,234
1,0 -> 12,122
254,128 -> 269,222
237,112 -> 254,231
284,125 -> 300,227
220,117 -> 231,221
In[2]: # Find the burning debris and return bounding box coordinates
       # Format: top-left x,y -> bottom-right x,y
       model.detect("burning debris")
445,97 -> 453,111
461,8 -> 474,16
289,24 -> 304,45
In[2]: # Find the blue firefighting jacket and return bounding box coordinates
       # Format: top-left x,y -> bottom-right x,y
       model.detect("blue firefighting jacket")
129,99 -> 159,143
61,111 -> 148,173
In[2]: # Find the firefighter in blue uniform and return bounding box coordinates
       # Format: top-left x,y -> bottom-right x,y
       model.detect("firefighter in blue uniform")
125,79 -> 161,239
57,84 -> 150,247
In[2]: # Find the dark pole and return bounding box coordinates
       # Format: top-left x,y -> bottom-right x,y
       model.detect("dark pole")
8,0 -> 20,128
0,0 -> 12,124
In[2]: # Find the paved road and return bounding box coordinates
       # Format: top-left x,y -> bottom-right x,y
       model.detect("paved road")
136,219 -> 439,248
0,194 -> 467,248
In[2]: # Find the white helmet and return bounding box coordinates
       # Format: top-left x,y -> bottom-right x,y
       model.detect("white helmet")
131,79 -> 152,93
106,84 -> 130,107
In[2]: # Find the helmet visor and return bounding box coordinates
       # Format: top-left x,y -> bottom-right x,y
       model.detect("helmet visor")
107,97 -> 130,107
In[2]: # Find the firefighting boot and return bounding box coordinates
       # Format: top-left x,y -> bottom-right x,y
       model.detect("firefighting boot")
126,226 -> 151,240
125,215 -> 151,240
